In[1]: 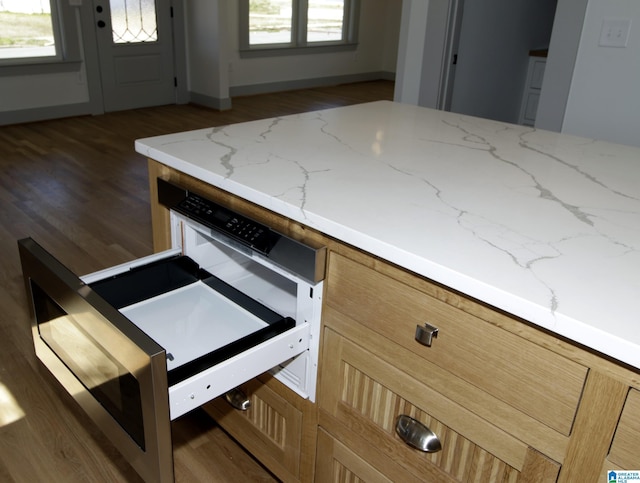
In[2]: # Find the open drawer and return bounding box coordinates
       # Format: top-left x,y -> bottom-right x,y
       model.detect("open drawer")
18,180 -> 325,483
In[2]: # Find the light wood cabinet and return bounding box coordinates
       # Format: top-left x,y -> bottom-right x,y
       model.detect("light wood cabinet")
319,253 -> 566,481
600,388 -> 640,478
316,429 -> 393,483
203,374 -> 317,483
610,389 -> 640,469
318,249 -> 640,482
319,325 -> 559,481
324,252 -> 586,439
149,160 -> 640,482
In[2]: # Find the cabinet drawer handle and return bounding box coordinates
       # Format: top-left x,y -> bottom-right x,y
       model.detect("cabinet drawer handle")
415,323 -> 438,347
224,388 -> 251,411
395,415 -> 442,452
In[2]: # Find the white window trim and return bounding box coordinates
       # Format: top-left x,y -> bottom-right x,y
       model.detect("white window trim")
239,0 -> 360,58
0,0 -> 82,74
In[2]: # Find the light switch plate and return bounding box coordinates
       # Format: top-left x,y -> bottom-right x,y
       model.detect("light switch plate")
599,18 -> 632,47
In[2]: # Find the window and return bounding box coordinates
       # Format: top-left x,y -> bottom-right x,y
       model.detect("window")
109,0 -> 158,44
0,0 -> 81,73
240,0 -> 359,57
0,0 -> 60,61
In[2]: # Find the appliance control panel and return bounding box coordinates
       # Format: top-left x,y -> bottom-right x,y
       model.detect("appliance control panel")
178,192 -> 274,251
157,178 -> 277,254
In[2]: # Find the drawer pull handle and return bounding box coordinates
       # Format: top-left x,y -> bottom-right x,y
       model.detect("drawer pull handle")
395,415 -> 442,453
415,323 -> 438,347
224,388 -> 251,411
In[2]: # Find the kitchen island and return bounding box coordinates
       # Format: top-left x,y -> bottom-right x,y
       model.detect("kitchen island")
136,101 -> 640,482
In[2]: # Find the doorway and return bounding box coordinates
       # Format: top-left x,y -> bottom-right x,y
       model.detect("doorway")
447,0 -> 558,124
396,0 -> 560,126
92,0 -> 176,112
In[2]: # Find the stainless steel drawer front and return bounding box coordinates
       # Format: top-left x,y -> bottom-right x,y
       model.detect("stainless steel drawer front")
18,238 -> 173,483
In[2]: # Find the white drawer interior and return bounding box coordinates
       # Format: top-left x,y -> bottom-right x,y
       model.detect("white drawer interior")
121,281 -> 271,371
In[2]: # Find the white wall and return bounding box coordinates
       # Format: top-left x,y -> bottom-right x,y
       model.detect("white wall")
394,0 -> 429,105
0,71 -> 88,111
378,2 -> 403,73
535,0 -> 588,133
223,1 -> 401,94
562,0 -> 640,146
184,0 -> 230,109
418,0 -> 451,108
0,3 -> 91,119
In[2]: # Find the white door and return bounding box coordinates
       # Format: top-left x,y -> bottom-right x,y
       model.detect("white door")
93,0 -> 176,112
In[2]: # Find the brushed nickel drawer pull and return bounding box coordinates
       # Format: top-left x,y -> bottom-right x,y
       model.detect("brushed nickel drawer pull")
225,388 -> 251,411
415,323 -> 438,346
395,415 -> 442,453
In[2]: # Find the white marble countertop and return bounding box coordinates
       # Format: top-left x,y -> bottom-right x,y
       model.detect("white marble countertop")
136,101 -> 640,370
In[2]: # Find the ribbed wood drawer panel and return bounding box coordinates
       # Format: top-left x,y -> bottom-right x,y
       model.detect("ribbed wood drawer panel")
316,429 -> 393,483
608,388 -> 640,469
325,252 -> 587,437
319,327 -> 561,482
203,376 -> 303,480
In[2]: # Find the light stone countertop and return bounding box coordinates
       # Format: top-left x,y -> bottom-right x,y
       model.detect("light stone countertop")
136,101 -> 640,370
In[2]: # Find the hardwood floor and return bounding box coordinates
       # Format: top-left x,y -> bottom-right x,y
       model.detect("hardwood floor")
0,80 -> 394,482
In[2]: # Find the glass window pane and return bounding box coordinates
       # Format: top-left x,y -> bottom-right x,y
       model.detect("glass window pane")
0,0 -> 56,59
110,0 -> 158,44
307,0 -> 344,43
249,0 -> 293,45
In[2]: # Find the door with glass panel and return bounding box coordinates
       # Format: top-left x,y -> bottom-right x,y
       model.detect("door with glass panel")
93,0 -> 175,112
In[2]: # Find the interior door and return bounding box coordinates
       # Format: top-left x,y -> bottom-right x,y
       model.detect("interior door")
93,0 -> 176,112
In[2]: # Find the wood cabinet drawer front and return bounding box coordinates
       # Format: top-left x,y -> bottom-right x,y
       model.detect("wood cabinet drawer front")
608,388 -> 640,470
319,328 -> 561,482
325,252 -> 587,436
316,429 -> 395,483
203,376 -> 304,481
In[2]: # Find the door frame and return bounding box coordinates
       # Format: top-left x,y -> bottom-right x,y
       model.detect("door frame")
437,0 -> 464,111
394,0 -> 463,109
80,0 -> 187,115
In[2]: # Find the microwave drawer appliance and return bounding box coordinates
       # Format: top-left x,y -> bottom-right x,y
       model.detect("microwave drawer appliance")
18,178 -> 326,483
